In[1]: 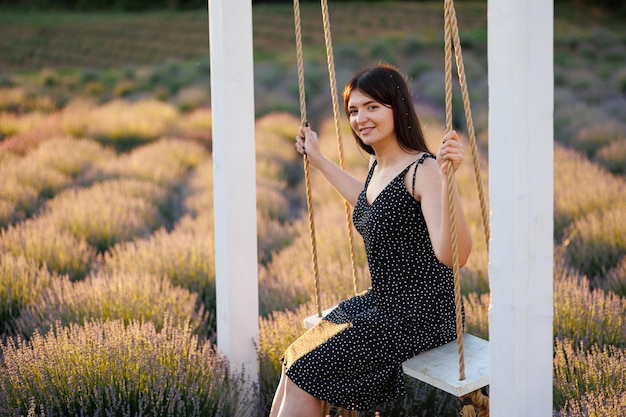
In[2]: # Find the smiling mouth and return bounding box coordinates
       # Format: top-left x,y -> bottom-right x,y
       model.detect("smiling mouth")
360,127 -> 374,135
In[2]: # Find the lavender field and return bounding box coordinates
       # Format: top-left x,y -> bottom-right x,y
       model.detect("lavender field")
0,2 -> 624,416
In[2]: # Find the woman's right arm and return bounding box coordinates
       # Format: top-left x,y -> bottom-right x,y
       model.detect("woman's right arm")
295,123 -> 364,206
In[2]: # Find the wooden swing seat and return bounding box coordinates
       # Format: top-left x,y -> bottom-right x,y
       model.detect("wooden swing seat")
402,333 -> 489,397
304,309 -> 489,398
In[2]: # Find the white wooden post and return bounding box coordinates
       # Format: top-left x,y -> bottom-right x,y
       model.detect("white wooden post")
208,0 -> 259,385
488,0 -> 553,415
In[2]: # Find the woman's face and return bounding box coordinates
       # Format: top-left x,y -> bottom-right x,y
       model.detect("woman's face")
347,89 -> 395,149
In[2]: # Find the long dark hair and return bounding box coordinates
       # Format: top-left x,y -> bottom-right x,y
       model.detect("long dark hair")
343,64 -> 429,156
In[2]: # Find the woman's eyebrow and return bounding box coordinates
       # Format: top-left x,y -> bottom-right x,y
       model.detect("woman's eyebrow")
348,99 -> 377,108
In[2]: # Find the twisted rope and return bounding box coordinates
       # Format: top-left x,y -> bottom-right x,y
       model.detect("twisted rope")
293,0 -> 322,317
293,0 -> 307,125
447,0 -> 490,245
444,0 -> 490,415
461,389 -> 490,417
321,0 -> 359,296
443,0 -> 466,383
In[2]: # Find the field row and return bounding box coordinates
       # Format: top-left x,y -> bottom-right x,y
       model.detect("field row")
0,4 -> 488,73
0,109 -> 625,415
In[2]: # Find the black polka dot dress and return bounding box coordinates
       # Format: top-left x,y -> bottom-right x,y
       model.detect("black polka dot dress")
282,154 -> 461,410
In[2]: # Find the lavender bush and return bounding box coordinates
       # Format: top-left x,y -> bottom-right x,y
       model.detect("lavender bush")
0,254 -> 54,335
14,270 -> 204,339
0,220 -> 96,281
0,318 -> 254,417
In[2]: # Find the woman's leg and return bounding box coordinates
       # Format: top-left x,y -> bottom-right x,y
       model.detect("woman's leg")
270,369 -> 322,417
279,375 -> 322,417
269,368 -> 287,417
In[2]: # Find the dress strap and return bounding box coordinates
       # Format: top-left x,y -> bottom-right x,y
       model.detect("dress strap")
364,158 -> 378,188
411,153 -> 436,197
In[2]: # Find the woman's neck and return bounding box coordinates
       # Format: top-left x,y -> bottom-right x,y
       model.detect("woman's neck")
372,144 -> 421,169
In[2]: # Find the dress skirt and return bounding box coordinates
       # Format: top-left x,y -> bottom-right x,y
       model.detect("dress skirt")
282,289 -> 456,410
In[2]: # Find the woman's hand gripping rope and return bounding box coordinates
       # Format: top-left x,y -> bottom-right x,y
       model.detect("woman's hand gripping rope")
437,130 -> 465,176
295,122 -> 323,167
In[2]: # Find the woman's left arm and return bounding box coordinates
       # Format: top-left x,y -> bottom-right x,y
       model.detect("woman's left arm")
417,130 -> 472,267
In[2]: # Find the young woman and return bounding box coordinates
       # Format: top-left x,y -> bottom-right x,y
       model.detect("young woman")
270,64 -> 472,416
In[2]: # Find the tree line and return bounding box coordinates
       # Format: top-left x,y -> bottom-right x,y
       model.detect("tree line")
1,0 -> 621,14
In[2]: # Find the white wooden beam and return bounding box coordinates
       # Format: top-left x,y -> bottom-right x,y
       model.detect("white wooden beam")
488,0 -> 554,415
208,0 -> 259,385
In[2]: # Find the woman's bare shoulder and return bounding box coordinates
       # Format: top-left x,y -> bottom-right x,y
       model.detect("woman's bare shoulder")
409,155 -> 442,200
